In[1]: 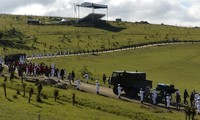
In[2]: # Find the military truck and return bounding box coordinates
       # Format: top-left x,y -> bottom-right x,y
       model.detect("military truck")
156,83 -> 178,103
110,71 -> 152,97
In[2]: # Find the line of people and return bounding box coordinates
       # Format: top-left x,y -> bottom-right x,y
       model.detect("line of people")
138,88 -> 200,114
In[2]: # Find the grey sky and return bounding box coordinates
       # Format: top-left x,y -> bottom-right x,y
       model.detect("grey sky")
0,0 -> 200,26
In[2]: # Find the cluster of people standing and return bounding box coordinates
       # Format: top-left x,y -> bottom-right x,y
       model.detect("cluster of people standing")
138,88 -> 200,114
7,61 -> 68,81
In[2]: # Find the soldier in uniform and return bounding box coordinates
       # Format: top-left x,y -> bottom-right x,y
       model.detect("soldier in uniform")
76,78 -> 80,90
96,80 -> 100,94
117,84 -> 122,99
196,97 -> 200,115
152,88 -> 157,105
139,88 -> 144,103
166,94 -> 171,109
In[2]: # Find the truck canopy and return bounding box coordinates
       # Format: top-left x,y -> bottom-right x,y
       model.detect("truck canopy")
111,71 -> 152,88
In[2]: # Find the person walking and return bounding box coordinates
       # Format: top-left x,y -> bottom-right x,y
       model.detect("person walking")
76,78 -> 80,90
117,84 -> 122,99
139,88 -> 144,103
176,92 -> 181,109
68,73 -> 72,85
84,73 -> 89,83
196,97 -> 200,115
184,89 -> 189,104
72,70 -> 75,83
96,80 -> 100,94
152,88 -> 157,105
194,93 -> 199,105
102,73 -> 106,84
166,94 -> 171,109
190,91 -> 195,106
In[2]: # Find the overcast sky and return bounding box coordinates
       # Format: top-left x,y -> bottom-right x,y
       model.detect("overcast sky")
0,0 -> 200,26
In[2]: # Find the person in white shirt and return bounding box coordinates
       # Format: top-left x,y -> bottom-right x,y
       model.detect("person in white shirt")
196,97 -> 200,114
152,88 -> 157,104
166,94 -> 171,109
118,84 -> 122,99
84,73 -> 89,83
76,78 -> 80,90
139,88 -> 144,103
96,80 -> 100,94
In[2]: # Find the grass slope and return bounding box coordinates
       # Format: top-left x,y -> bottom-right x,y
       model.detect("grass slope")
31,43 -> 200,93
0,77 -> 190,120
1,14 -> 200,55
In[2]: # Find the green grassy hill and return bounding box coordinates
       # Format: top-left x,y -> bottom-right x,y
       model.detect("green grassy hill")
31,43 -> 200,93
0,77 -> 189,120
1,14 -> 200,120
0,14 -> 200,55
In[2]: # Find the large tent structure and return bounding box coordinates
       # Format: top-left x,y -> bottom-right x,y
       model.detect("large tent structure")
75,2 -> 108,23
78,2 -> 108,9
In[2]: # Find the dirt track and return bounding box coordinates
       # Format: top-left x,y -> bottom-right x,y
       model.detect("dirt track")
24,75 -> 141,102
24,75 -> 184,111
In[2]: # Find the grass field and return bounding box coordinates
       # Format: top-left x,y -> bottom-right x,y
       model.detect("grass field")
0,76 -> 192,120
1,14 -> 200,55
31,43 -> 200,94
1,14 -> 200,120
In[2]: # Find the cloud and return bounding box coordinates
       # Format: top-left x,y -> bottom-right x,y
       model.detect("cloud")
0,0 -> 200,26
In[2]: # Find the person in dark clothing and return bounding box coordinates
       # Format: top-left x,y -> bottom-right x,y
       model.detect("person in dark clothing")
164,91 -> 167,107
38,83 -> 43,97
103,73 -> 106,84
60,69 -> 65,80
176,92 -> 181,109
184,89 -> 189,104
72,70 -> 75,83
190,91 -> 195,107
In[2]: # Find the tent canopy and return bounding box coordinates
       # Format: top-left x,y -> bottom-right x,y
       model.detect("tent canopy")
78,2 -> 108,9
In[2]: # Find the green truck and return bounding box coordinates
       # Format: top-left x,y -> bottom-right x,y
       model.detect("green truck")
111,71 -> 152,97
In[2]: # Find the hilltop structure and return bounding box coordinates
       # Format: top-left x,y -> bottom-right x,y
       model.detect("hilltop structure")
75,2 -> 108,23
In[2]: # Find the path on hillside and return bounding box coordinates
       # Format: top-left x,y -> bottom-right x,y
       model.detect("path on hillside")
27,41 -> 200,60
23,75 -> 185,112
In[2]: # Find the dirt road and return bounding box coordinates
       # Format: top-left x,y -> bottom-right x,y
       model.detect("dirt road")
24,75 -> 140,102
24,75 -> 185,112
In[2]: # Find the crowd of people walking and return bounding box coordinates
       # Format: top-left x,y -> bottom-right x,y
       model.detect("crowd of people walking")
4,59 -> 200,116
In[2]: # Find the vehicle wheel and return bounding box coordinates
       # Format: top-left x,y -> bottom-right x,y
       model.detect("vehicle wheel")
113,86 -> 118,95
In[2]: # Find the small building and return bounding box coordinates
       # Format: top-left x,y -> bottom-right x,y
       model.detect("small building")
116,18 -> 122,22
